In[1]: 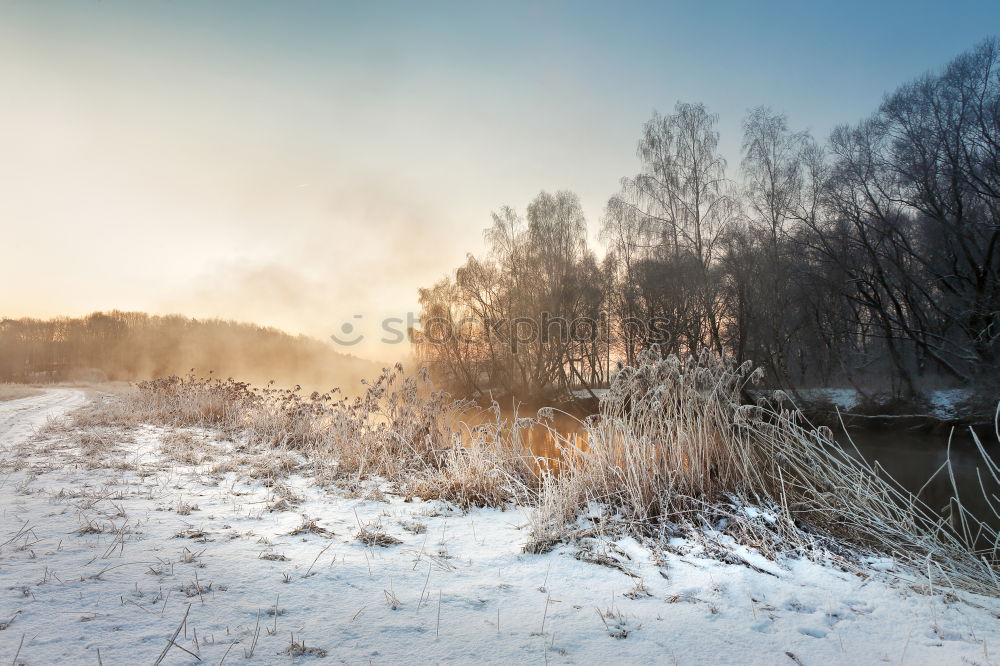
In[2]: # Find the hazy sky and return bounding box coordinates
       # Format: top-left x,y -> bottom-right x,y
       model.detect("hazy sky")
2,0 -> 997,360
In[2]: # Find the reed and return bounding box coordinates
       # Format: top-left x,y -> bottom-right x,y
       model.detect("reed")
531,349 -> 999,594
104,352 -> 999,594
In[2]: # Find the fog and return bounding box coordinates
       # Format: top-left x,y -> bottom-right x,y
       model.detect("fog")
1,2 -> 991,365
0,312 -> 383,393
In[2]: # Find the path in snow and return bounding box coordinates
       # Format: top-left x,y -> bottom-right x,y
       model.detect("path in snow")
0,388 -> 86,448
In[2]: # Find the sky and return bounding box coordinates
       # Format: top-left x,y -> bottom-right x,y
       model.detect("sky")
1,0 -> 997,360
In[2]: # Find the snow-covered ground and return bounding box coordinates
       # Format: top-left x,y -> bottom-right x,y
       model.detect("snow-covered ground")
1,390 -> 999,665
788,389 -> 861,412
0,388 -> 85,445
752,387 -> 978,420
927,389 -> 975,420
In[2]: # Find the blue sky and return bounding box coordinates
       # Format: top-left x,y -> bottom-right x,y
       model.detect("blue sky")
1,0 -> 996,358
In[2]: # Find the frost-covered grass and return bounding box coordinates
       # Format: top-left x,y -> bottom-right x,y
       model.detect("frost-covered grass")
64,355 -> 1000,599
2,392 -> 1000,664
534,353 -> 1000,598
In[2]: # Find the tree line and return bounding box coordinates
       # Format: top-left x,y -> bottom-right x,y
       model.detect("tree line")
414,38 -> 999,408
0,311 -> 380,391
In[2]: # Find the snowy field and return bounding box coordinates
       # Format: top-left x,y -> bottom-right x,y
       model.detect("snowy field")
1,390 -> 999,665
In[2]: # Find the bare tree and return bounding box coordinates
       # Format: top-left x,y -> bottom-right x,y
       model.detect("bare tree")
604,102 -> 734,354
416,191 -> 608,403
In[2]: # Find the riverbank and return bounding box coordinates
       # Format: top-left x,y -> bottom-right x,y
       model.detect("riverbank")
2,390 -> 999,664
763,387 -> 993,428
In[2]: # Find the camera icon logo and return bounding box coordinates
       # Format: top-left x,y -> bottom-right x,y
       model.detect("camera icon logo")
330,315 -> 364,346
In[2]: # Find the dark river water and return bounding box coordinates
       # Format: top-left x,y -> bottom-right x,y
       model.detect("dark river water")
838,425 -> 998,530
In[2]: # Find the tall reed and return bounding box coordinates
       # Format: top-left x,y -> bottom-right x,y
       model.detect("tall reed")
531,349 -> 999,594
110,352 -> 999,594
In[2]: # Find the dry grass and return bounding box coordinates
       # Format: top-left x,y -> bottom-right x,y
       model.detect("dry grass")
77,354 -> 1000,596
0,384 -> 42,402
356,525 -> 402,548
528,349 -> 1000,595
282,635 -> 327,657
100,365 -> 538,507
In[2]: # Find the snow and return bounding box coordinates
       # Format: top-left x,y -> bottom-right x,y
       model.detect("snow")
739,505 -> 778,525
927,389 -> 973,420
786,389 -> 860,412
2,390 -> 999,665
755,387 -> 980,420
0,388 -> 86,446
569,389 -> 610,400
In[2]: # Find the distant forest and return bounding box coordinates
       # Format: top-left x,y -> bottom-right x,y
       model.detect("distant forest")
0,311 -> 381,391
415,39 -> 999,407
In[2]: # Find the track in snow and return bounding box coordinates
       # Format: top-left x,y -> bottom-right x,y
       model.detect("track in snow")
0,388 -> 86,448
